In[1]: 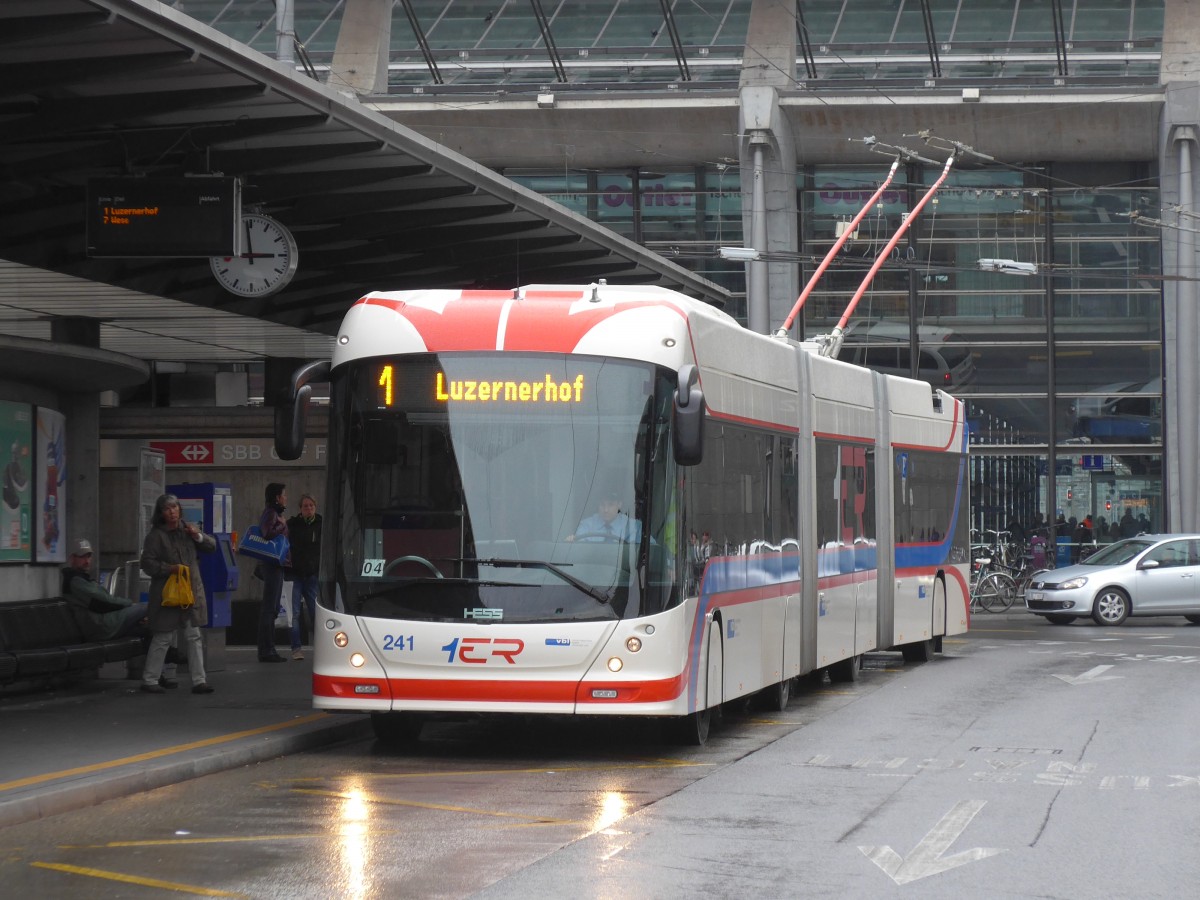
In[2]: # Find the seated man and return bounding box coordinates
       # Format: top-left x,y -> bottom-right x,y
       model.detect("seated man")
569,493 -> 642,543
61,539 -> 148,641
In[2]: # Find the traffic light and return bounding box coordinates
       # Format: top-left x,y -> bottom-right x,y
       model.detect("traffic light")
1105,500 -> 1112,511
1067,489 -> 1073,500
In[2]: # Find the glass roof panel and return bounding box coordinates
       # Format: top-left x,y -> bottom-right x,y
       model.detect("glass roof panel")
947,1 -> 1016,41
175,0 -> 1161,90
1069,1 -> 1132,41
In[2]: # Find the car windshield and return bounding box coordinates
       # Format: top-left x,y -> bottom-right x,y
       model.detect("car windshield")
1081,539 -> 1154,566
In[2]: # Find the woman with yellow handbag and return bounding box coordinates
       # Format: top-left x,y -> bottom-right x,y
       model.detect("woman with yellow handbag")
139,493 -> 217,695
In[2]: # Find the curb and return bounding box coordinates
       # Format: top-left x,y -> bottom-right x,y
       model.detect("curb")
0,714 -> 372,831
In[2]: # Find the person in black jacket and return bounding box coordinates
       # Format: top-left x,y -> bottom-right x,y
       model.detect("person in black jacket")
286,494 -> 321,660
256,482 -> 289,663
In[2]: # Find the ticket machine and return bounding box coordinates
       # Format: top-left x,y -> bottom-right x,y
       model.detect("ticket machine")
169,482 -> 239,669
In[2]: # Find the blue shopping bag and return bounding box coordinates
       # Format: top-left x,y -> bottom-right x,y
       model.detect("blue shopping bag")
236,524 -> 290,565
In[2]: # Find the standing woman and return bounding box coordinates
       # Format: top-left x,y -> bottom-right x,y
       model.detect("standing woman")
140,493 -> 216,694
286,493 -> 321,660
257,482 -> 289,663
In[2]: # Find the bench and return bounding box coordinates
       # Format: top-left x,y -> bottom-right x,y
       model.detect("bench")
0,597 -> 145,685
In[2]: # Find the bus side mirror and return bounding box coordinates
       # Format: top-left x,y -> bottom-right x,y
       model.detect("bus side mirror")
673,364 -> 705,466
274,359 -> 330,461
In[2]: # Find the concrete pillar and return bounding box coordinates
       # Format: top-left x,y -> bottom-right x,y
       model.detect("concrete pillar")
330,0 -> 392,96
1160,0 -> 1200,531
738,0 -> 799,334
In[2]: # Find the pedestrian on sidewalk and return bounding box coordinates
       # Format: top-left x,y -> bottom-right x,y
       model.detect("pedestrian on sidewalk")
286,494 -> 321,660
256,482 -> 289,663
140,493 -> 216,695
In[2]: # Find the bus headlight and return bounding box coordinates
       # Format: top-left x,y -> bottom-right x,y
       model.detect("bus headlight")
625,636 -> 642,653
607,656 -> 623,672
334,632 -> 349,648
350,652 -> 366,668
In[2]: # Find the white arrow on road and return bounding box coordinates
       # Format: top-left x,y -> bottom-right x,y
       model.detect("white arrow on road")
1052,664 -> 1122,685
859,800 -> 1005,885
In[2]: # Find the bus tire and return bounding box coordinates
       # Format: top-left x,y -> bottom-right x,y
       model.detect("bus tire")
901,639 -> 934,663
828,654 -> 862,683
669,707 -> 711,746
371,712 -> 423,746
760,676 -> 792,711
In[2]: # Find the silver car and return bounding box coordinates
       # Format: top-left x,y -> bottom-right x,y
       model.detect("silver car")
1025,534 -> 1200,626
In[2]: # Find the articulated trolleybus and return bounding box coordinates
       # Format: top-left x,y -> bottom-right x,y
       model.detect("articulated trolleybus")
276,283 -> 969,745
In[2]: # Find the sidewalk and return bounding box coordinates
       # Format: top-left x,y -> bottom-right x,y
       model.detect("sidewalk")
0,646 -> 370,831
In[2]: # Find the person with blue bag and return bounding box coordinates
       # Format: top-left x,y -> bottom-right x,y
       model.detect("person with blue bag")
256,482 -> 289,663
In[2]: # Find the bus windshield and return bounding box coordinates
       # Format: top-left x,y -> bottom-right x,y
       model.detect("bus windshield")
327,353 -> 681,624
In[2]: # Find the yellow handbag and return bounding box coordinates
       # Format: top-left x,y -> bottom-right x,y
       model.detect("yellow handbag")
161,565 -> 195,609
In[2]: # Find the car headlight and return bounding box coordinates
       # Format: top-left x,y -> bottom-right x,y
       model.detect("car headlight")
1058,577 -> 1088,590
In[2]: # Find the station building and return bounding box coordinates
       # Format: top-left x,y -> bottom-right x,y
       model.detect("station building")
0,0 -> 1195,619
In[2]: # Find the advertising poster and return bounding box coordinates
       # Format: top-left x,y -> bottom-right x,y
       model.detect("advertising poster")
36,407 -> 67,562
0,400 -> 33,562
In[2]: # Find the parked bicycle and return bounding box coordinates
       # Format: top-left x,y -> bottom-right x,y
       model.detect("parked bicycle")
969,553 -> 1018,613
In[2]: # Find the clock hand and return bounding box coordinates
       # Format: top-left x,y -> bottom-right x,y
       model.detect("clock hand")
243,219 -> 256,264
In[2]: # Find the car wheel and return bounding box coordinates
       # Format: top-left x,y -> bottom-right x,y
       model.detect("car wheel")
1092,588 -> 1130,626
1045,614 -> 1075,625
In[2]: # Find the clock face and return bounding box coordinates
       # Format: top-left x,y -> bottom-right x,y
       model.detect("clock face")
209,214 -> 298,297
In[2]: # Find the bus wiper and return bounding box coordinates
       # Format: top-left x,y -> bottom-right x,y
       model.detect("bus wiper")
477,558 -> 612,605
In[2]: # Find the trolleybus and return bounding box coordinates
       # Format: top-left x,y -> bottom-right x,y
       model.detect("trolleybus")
276,283 -> 970,744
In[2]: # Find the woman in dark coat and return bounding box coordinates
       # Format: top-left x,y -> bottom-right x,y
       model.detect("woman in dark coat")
140,492 -> 216,694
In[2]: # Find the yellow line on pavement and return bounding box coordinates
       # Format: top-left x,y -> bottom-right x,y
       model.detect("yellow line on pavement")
31,861 -> 248,897
62,831 -> 398,849
293,787 -> 576,825
0,713 -> 331,793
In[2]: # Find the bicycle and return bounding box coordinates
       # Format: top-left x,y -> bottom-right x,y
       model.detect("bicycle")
969,555 -> 1018,613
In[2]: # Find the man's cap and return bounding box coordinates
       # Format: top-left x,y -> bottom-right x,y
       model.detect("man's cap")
72,538 -> 93,555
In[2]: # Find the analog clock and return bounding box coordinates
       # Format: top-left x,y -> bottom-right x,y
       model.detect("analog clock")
210,213 -> 298,297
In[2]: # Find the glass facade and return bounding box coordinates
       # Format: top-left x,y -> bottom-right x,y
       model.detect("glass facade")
512,161 -> 1165,544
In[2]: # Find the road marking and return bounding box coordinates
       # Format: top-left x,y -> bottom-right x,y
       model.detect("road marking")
31,861 -> 248,897
292,787 -> 577,825
859,800 -> 1005,885
1052,664 -> 1122,685
0,713 -> 331,794
60,831 -> 398,849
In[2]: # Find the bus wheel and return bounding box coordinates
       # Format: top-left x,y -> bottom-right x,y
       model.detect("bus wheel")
371,712 -> 423,746
901,639 -> 934,663
761,677 -> 792,711
829,654 -> 862,683
670,707 -> 711,746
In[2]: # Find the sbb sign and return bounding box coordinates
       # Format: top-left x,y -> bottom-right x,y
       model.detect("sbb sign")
139,439 -> 326,467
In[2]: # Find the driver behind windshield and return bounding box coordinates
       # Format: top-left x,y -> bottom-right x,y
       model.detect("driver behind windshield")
568,492 -> 641,543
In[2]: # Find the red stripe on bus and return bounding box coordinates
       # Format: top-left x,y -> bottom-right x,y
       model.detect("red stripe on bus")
313,674 -> 686,705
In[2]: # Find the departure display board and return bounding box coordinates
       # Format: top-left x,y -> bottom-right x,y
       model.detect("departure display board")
85,176 -> 240,257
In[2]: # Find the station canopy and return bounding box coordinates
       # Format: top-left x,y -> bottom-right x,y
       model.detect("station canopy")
0,0 -> 727,366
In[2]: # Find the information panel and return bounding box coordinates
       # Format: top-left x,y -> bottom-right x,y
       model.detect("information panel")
85,176 -> 240,257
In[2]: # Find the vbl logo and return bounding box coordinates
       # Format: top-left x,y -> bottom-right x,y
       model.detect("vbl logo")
441,636 -> 524,664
